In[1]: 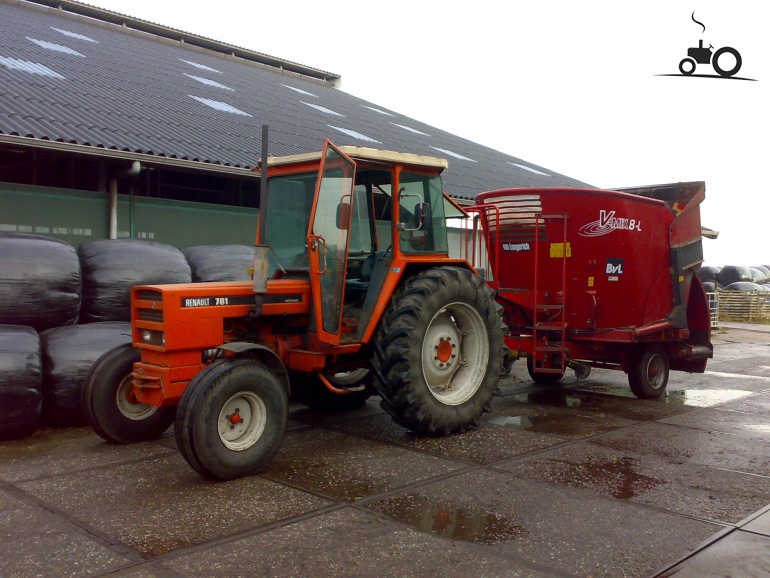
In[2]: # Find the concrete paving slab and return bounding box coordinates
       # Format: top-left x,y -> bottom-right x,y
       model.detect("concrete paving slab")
0,427 -> 175,483
363,469 -> 719,578
663,530 -> 770,577
715,391 -> 770,414
499,442 -> 770,524
327,412 -> 564,465
514,384 -> 701,421
743,509 -> 770,537
592,421 -> 770,476
161,508 -> 559,578
661,407 -> 770,441
0,488 -> 135,578
18,453 -> 332,558
484,392 -> 641,439
263,429 -> 465,502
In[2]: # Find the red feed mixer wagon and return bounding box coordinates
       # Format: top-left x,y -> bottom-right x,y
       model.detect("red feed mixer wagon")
468,181 -> 713,398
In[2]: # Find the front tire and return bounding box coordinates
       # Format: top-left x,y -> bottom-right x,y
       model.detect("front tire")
376,267 -> 504,436
175,359 -> 287,480
82,344 -> 175,444
628,345 -> 669,399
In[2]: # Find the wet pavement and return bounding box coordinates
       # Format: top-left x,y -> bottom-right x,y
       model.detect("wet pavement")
1,323 -> 770,577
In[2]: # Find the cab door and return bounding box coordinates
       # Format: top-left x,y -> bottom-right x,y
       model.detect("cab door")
308,141 -> 356,344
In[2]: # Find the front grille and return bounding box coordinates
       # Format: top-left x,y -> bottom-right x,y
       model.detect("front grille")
138,308 -> 164,323
136,290 -> 162,302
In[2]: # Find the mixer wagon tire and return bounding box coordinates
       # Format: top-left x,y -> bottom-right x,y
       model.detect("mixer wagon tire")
292,368 -> 374,411
526,357 -> 565,386
175,359 -> 287,480
375,267 -> 504,436
628,346 -> 669,399
82,344 -> 175,444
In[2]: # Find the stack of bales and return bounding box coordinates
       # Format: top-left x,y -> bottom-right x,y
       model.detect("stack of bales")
697,264 -> 770,321
0,233 -> 253,441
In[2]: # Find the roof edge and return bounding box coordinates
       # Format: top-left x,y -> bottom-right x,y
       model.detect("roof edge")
20,0 -> 342,85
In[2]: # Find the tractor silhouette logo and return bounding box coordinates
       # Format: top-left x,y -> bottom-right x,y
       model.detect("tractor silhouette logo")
679,38 -> 741,77
665,12 -> 754,81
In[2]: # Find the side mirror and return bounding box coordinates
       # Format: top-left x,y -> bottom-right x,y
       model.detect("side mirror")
336,201 -> 351,230
414,202 -> 431,229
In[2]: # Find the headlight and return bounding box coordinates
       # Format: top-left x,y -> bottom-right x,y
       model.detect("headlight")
140,329 -> 165,347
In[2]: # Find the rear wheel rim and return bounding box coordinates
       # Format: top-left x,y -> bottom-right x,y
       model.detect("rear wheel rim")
218,391 -> 267,451
116,375 -> 158,421
645,354 -> 667,390
422,302 -> 489,405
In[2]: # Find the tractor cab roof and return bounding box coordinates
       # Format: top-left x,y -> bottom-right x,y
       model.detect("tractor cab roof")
256,146 -> 449,174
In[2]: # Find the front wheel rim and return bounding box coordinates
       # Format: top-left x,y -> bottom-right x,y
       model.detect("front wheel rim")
116,375 -> 159,421
218,391 -> 267,451
422,302 -> 489,406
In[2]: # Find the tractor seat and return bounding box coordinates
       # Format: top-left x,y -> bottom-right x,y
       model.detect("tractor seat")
346,250 -> 387,292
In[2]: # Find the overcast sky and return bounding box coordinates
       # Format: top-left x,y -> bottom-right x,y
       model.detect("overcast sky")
85,0 -> 769,267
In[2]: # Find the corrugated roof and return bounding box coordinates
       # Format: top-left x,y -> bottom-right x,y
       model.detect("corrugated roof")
0,0 -> 594,199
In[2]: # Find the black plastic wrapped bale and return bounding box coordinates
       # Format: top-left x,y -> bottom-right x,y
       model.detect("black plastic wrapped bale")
0,325 -> 42,440
723,282 -> 763,291
695,265 -> 720,284
40,322 -> 132,426
0,233 -> 80,331
183,245 -> 254,282
717,265 -> 753,287
78,239 -> 192,322
702,281 -> 717,293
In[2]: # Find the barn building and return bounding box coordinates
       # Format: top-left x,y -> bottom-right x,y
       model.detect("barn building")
0,0 -> 592,249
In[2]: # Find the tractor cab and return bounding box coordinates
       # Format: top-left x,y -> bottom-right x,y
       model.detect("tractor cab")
255,141 -> 462,348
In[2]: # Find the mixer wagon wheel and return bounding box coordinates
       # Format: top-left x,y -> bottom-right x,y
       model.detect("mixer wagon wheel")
82,344 -> 175,444
526,356 -> 565,386
628,345 -> 670,399
175,358 -> 287,480
375,267 -> 505,436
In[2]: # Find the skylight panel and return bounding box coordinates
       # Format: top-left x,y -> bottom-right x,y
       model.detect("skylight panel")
429,147 -> 476,162
327,125 -> 381,144
184,74 -> 233,91
180,59 -> 221,73
189,96 -> 251,116
282,84 -> 317,97
0,56 -> 64,79
301,102 -> 344,117
391,123 -> 429,136
51,27 -> 98,43
363,106 -> 394,116
509,162 -> 550,176
26,38 -> 85,57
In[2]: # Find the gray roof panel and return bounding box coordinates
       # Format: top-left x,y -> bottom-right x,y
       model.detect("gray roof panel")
0,0 -> 593,198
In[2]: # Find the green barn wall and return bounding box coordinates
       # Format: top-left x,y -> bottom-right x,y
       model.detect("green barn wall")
0,182 -> 257,248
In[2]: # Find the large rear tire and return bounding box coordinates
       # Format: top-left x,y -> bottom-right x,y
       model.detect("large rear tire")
82,344 -> 175,444
628,345 -> 669,399
175,359 -> 287,480
376,267 -> 504,436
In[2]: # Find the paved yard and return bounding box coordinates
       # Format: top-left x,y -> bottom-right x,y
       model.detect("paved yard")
1,325 -> 769,577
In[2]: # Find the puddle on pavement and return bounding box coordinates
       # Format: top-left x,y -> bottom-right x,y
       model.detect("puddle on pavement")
524,383 -> 753,409
662,389 -> 754,407
374,494 -> 525,545
547,455 -> 665,500
487,413 -> 599,437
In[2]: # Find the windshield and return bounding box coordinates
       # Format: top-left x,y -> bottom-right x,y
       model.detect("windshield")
264,172 -> 317,270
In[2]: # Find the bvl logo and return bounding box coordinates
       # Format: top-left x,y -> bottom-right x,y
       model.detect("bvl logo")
606,258 -> 624,275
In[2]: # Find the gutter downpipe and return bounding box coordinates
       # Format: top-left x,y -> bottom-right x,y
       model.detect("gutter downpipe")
109,161 -> 142,239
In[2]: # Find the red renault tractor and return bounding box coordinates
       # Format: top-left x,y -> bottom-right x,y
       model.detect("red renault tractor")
83,141 -> 504,480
